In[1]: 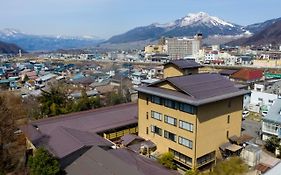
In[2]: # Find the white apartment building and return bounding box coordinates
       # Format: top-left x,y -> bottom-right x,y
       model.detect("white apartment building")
262,99 -> 281,141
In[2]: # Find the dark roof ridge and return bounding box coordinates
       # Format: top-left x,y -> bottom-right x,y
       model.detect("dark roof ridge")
30,102 -> 137,125
54,126 -> 84,146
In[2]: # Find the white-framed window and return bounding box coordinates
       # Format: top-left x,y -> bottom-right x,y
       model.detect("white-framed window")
179,120 -> 193,132
151,111 -> 162,121
164,115 -> 177,126
178,136 -> 193,149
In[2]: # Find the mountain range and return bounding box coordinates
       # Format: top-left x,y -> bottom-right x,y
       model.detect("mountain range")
228,20 -> 281,46
0,41 -> 25,54
0,29 -> 103,52
1,12 -> 281,51
105,12 -> 281,46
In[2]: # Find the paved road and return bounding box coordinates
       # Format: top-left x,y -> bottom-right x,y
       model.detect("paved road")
242,118 -> 262,139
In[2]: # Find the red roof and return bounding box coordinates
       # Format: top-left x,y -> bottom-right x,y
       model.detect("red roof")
230,69 -> 263,81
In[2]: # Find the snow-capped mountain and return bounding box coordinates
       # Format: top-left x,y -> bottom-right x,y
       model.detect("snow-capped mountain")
155,12 -> 235,28
0,28 -> 103,52
244,17 -> 281,34
106,12 -> 245,44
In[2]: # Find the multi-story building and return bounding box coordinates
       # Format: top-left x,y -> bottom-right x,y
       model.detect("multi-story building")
144,44 -> 167,54
163,59 -> 202,78
166,34 -> 202,59
262,98 -> 281,141
137,72 -> 248,170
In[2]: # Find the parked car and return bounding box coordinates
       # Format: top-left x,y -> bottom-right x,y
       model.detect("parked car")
262,111 -> 268,117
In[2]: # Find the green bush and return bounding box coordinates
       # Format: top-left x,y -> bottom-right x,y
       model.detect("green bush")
28,148 -> 60,175
265,136 -> 281,153
157,152 -> 177,170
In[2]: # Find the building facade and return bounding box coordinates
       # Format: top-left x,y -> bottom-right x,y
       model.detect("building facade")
166,35 -> 202,59
137,73 -> 248,169
262,99 -> 281,141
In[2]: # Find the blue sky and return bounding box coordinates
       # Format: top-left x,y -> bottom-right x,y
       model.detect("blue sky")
0,0 -> 280,39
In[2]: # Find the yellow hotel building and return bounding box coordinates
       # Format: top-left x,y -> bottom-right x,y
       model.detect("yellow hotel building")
137,61 -> 249,170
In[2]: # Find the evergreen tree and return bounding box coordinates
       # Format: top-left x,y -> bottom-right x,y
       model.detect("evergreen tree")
28,148 -> 60,175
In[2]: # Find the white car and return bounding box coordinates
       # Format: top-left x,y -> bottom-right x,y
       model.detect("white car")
262,111 -> 268,117
242,111 -> 249,118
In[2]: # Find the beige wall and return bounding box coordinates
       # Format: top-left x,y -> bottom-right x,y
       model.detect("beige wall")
138,92 -> 243,169
196,96 -> 243,159
163,65 -> 184,78
163,65 -> 199,78
253,59 -> 281,67
158,81 -> 177,91
145,45 -> 165,54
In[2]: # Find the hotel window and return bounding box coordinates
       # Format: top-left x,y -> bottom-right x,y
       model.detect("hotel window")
151,125 -> 162,136
227,115 -> 230,124
146,97 -> 149,105
178,136 -> 193,149
179,103 -> 196,114
169,148 -> 192,165
179,120 -> 193,132
146,112 -> 149,119
151,111 -> 162,121
164,130 -> 176,142
164,115 -> 177,126
151,95 -> 161,105
146,127 -> 148,134
164,99 -> 174,108
226,131 -> 229,138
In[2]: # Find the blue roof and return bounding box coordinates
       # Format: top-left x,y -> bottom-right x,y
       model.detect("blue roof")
263,98 -> 281,124
72,73 -> 85,80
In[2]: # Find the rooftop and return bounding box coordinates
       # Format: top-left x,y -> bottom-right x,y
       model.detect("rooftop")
263,98 -> 281,124
230,69 -> 263,81
21,103 -> 138,158
164,59 -> 202,70
137,73 -> 249,106
66,147 -> 178,175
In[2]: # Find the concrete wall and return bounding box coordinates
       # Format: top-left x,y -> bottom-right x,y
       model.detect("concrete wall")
250,91 -> 278,110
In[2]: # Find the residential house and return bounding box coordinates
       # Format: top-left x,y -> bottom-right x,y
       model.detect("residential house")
261,98 -> 281,141
163,59 -> 202,78
230,69 -> 263,84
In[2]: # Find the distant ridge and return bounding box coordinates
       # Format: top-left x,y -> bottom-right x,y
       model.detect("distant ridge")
228,20 -> 281,46
0,40 -> 25,54
0,28 -> 103,52
106,12 -> 245,44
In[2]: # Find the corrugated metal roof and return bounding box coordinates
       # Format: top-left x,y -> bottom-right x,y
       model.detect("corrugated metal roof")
230,69 -> 263,81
